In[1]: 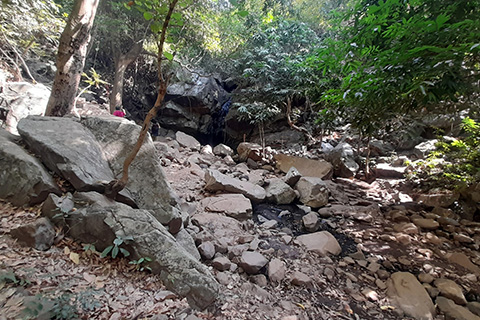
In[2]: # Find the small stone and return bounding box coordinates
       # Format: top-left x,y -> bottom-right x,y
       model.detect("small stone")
357,260 -> 368,268
262,220 -> 278,229
454,233 -> 475,244
295,231 -> 341,256
418,273 -> 435,284
250,274 -> 268,287
10,217 -> 55,251
302,212 -> 319,232
215,272 -> 230,285
393,223 -> 419,234
324,267 -> 335,280
377,269 -> 390,280
281,235 -> 292,244
291,271 -> 312,287
198,241 -> 216,260
367,262 -> 381,273
268,258 -> 286,283
212,256 -> 231,271
375,279 -> 387,290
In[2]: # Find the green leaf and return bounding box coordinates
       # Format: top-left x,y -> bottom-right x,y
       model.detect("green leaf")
171,12 -> 182,20
237,10 -> 249,17
100,246 -> 113,258
143,11 -> 153,21
111,246 -> 119,259
150,22 -> 162,33
119,248 -> 130,257
113,238 -> 123,246
164,51 -> 174,61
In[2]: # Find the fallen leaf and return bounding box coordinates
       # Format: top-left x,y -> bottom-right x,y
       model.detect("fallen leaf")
83,272 -> 96,283
69,252 -> 80,264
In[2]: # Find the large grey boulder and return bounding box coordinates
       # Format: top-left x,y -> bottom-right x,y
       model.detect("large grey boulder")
265,178 -> 296,204
46,191 -> 219,310
0,129 -> 60,206
81,116 -> 182,228
204,169 -> 266,202
387,272 -> 435,320
325,142 -> 359,178
273,154 -> 333,180
17,116 -> 115,192
0,82 -> 49,135
295,177 -> 329,208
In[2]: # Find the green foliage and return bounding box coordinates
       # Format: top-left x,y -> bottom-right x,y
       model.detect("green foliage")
0,0 -> 65,56
100,235 -> 133,259
237,102 -> 281,125
407,117 -> 480,189
301,0 -> 480,137
129,256 -> 153,272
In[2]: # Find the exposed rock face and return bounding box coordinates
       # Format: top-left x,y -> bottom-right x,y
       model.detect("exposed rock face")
10,217 -> 55,251
0,82 -> 49,135
81,116 -> 182,227
200,194 -> 252,220
295,231 -> 341,256
325,142 -> 359,178
265,179 -> 296,205
17,116 -> 115,191
204,169 -> 266,202
274,154 -> 333,179
0,129 -> 60,206
47,191 -> 219,310
387,272 -> 435,320
295,177 -> 329,208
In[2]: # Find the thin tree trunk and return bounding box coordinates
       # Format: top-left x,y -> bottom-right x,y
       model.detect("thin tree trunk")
106,0 -> 179,197
45,0 -> 99,117
110,41 -> 143,113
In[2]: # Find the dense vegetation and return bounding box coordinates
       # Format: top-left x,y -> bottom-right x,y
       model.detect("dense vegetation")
1,0 -> 479,188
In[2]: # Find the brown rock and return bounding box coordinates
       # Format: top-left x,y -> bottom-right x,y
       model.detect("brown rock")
434,278 -> 467,305
273,154 -> 333,179
212,256 -> 231,271
445,252 -> 480,274
393,222 -> 419,234
412,218 -> 440,230
291,271 -> 312,287
200,194 -> 252,220
295,177 -> 329,208
10,217 -> 55,251
436,297 -> 479,320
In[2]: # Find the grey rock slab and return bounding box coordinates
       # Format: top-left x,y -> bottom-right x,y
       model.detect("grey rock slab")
204,169 -> 266,202
10,217 -> 55,251
387,272 -> 436,320
192,213 -> 248,242
200,193 -> 252,220
239,251 -> 268,274
17,116 -> 114,192
213,144 -> 233,157
0,129 -> 60,206
265,178 -> 296,205
175,228 -> 201,260
0,82 -> 49,135
295,231 -> 341,256
81,116 -> 182,228
273,154 -> 333,180
434,278 -> 467,305
436,297 -> 480,320
176,131 -> 201,151
295,177 -> 329,208
67,191 -> 219,310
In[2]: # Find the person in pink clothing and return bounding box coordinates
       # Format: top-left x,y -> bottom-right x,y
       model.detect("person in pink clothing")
113,106 -> 126,117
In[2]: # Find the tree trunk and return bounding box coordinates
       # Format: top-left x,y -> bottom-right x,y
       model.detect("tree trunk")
110,41 -> 143,113
45,0 -> 99,117
106,0 -> 179,198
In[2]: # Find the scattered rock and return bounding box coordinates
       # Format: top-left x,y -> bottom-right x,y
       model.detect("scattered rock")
10,217 -> 55,251
268,258 -> 286,283
295,177 -> 329,208
204,169 -> 266,202
212,256 -> 231,271
417,192 -> 459,208
295,231 -> 341,256
412,218 -> 440,230
284,167 -> 301,187
413,140 -> 437,159
325,142 -> 359,178
237,142 -> 262,162
273,154 -> 333,179
213,144 -> 233,157
176,131 -> 201,151
436,296 -> 479,320
200,194 -> 252,220
239,251 -> 268,274
434,278 -> 467,305
265,178 -> 296,205
290,271 -> 312,287
198,241 -> 216,260
445,252 -> 480,274
302,212 -> 319,232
